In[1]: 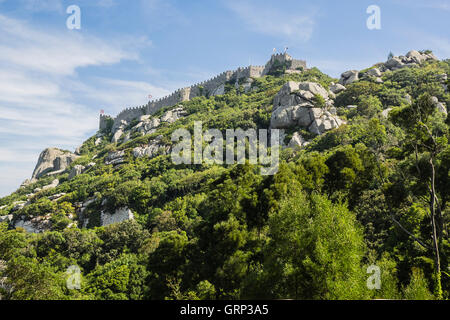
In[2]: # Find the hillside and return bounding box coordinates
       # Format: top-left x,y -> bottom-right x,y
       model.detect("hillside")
0,50 -> 449,300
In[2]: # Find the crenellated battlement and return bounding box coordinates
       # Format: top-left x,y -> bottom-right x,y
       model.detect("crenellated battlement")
101,54 -> 307,131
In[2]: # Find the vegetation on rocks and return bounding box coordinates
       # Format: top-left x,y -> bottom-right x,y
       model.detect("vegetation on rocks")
0,52 -> 449,300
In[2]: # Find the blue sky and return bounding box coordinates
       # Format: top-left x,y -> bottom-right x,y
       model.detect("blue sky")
0,0 -> 449,197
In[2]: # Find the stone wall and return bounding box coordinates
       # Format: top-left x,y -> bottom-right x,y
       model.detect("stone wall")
100,54 -> 306,131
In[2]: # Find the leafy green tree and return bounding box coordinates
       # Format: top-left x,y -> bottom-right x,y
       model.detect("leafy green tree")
402,268 -> 434,300
3,256 -> 65,300
264,190 -> 368,299
390,93 -> 448,298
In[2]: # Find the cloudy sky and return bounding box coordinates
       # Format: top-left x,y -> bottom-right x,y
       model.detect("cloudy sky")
0,0 -> 449,197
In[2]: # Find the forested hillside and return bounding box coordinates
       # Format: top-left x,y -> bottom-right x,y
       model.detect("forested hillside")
0,51 -> 449,300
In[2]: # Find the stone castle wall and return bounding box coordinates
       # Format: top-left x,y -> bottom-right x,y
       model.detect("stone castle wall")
100,54 -> 306,131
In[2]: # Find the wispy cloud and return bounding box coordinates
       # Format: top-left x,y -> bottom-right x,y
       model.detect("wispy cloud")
0,13 -> 164,196
225,0 -> 317,42
0,15 -> 138,75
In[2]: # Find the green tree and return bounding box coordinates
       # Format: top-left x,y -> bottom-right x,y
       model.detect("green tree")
264,190 -> 368,299
390,93 -> 448,298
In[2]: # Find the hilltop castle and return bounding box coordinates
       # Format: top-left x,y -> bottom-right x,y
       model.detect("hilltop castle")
99,53 -> 307,131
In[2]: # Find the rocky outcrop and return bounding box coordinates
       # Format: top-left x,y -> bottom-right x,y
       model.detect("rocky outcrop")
270,81 -> 345,135
11,201 -> 26,211
0,215 -> 13,223
68,165 -> 85,180
14,216 -> 52,233
34,179 -> 59,193
366,67 -> 382,77
105,150 -> 126,166
161,107 -> 187,124
287,132 -> 309,149
136,117 -> 160,135
431,96 -> 448,115
132,136 -> 170,159
338,50 -> 439,87
48,193 -> 66,201
381,108 -> 393,118
112,129 -> 124,144
20,178 -> 37,189
405,50 -> 438,64
100,207 -> 134,226
110,106 -> 186,144
385,57 -> 404,70
329,83 -> 346,94
32,148 -> 79,179
339,70 -> 359,86
272,81 -> 332,109
381,50 -> 438,72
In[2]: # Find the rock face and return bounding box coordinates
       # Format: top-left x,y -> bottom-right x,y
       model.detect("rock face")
337,50 -> 439,87
381,108 -> 393,118
431,96 -> 448,115
32,148 -> 79,179
20,178 -> 37,189
381,50 -> 438,72
109,106 -> 186,143
366,68 -> 382,77
0,215 -> 13,223
329,83 -> 346,94
405,50 -> 438,64
288,132 -> 309,149
68,165 -> 85,180
14,216 -> 51,233
105,150 -> 126,166
272,81 -> 332,109
11,201 -> 26,211
339,70 -> 359,86
385,57 -> 404,70
112,129 -> 124,144
48,193 -> 66,201
270,81 -> 345,135
133,138 -> 170,159
101,207 -> 134,226
33,179 -> 59,193
161,107 -> 187,124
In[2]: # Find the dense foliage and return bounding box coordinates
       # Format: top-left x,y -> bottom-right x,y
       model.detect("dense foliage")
0,57 -> 449,300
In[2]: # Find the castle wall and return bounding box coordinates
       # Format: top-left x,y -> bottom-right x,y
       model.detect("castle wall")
103,55 -> 305,130
113,106 -> 146,130
290,59 -> 307,70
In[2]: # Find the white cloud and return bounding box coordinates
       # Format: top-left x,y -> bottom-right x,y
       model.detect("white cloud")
69,77 -> 172,116
0,14 -> 165,197
0,15 -> 137,75
225,1 -> 316,42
